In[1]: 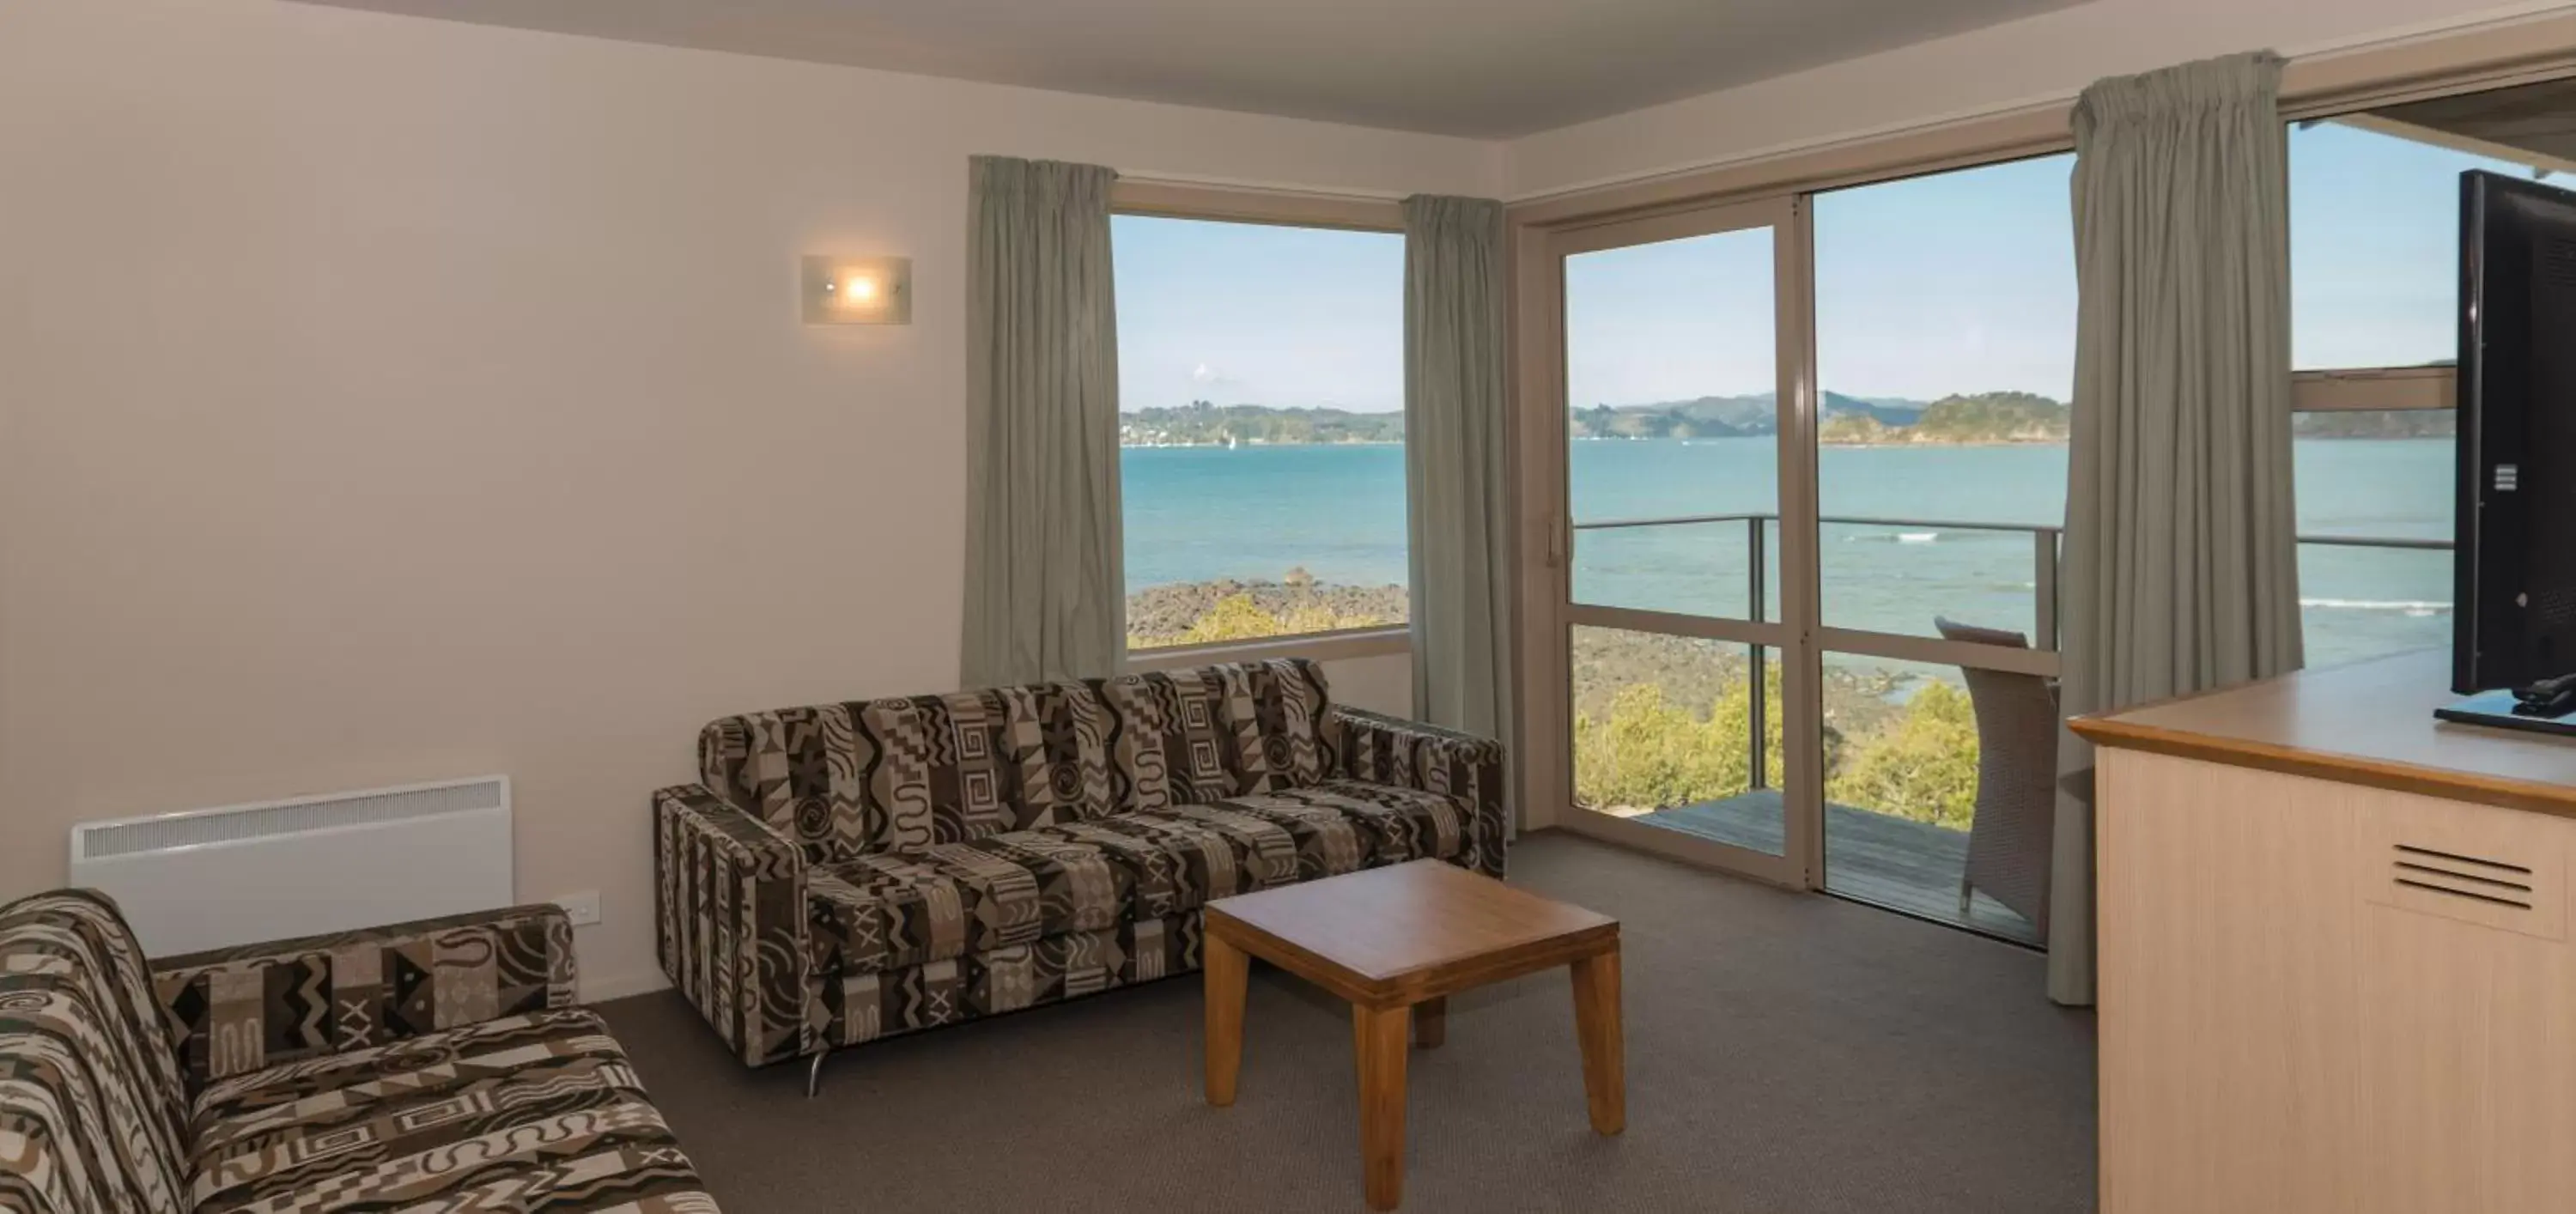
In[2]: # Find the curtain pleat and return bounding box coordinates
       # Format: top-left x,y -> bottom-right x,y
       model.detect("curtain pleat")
961,155 -> 1124,686
2052,52 -> 2305,1004
1402,195 -> 1516,835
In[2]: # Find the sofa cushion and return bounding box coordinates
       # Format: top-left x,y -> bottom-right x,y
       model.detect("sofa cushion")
186,1008 -> 712,1213
807,830 -> 1125,977
1212,779 -> 1472,872
701,682 -> 1115,861
0,890 -> 193,1214
1035,809 -> 1300,917
1099,659 -> 1332,813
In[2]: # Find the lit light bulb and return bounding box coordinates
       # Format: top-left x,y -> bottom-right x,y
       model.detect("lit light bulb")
845,277 -> 878,301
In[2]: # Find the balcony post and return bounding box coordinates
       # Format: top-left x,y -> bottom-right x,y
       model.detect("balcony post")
1750,515 -> 1768,790
2035,527 -> 2060,652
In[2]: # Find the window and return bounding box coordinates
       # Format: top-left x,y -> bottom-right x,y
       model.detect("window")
1110,214 -> 1407,651
2283,81 -> 2572,665
1813,154 -> 2076,646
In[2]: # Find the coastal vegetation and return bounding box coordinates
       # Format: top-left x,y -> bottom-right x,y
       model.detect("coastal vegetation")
1819,392 -> 2069,446
1129,576 -> 1984,829
1568,631 -> 1979,828
1126,570 -> 1403,649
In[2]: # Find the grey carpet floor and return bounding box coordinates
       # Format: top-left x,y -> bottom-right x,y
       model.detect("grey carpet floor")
598,831 -> 2096,1212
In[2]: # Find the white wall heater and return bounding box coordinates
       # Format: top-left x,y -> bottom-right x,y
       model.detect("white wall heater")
69,775 -> 513,957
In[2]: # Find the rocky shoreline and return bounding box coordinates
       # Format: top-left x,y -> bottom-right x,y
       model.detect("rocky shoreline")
1127,573 -> 1407,642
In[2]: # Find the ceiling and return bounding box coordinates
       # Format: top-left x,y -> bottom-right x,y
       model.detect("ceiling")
2361,77 -> 2576,177
293,0 -> 2090,138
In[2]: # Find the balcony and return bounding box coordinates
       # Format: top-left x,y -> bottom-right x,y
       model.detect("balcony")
1569,511 -> 2449,944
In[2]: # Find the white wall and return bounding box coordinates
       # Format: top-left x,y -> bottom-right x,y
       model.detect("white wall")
0,0 -> 1491,998
1505,0 -> 2571,198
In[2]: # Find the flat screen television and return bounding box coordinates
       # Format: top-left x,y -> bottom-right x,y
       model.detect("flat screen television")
2453,169 -> 2576,695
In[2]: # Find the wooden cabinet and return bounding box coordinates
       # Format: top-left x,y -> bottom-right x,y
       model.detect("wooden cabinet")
2081,652 -> 2576,1213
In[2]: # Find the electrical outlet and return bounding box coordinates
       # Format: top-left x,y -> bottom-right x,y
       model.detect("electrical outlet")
555,890 -> 601,928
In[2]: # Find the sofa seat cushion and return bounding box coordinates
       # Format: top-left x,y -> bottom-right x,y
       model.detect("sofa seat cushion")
186,1008 -> 712,1213
1210,779 -> 1472,874
807,830 -> 1124,977
1033,809 -> 1301,918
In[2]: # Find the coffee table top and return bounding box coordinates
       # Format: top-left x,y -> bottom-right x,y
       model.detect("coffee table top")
1205,860 -> 1619,1007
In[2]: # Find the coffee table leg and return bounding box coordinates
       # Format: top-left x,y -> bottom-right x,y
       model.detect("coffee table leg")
1353,1004 -> 1410,1211
1570,949 -> 1625,1135
1205,932 -> 1249,1107
1413,997 -> 1446,1049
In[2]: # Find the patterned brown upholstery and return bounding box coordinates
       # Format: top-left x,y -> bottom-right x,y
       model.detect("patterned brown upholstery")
152,904 -> 577,1089
185,1011 -> 708,1214
0,889 -> 719,1214
657,659 -> 1509,1069
0,890 -> 193,1214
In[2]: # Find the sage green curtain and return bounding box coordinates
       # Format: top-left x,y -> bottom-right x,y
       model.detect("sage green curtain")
1403,195 -> 1514,833
2052,52 -> 2304,1005
961,155 -> 1125,687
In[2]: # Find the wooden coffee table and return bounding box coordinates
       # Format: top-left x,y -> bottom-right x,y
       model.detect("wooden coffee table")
1201,859 -> 1623,1211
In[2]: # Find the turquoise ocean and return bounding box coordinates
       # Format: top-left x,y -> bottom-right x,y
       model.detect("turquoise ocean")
1121,438 -> 2454,671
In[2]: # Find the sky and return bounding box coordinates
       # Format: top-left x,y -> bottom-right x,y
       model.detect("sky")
1111,120 -> 2547,415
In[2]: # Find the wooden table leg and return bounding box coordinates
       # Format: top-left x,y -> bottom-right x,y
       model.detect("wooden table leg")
1205,932 -> 1249,1107
1353,1004 -> 1410,1211
1570,948 -> 1625,1135
1412,997 -> 1446,1049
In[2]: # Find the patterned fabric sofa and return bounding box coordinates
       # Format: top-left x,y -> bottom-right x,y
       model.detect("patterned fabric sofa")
654,658 -> 1505,1071
0,889 -> 717,1214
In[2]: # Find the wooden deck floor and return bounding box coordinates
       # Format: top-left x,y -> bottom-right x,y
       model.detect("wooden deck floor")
1635,790 -> 2042,945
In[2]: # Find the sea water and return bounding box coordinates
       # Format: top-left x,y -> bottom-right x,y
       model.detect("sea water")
1120,437 -> 2455,670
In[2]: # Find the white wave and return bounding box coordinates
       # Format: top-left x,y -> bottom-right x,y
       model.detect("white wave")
2301,598 -> 2451,616
1897,531 -> 1938,543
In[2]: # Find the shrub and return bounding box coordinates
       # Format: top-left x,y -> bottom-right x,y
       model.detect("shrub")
1572,664 -> 1786,811
1824,681 -> 1981,829
1573,666 -> 1981,829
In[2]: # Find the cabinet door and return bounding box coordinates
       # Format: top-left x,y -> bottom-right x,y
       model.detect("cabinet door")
2353,794 -> 2576,1213
2096,751 -> 2361,1213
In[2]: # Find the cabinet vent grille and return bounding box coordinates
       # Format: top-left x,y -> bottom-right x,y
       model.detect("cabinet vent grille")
2391,843 -> 2535,909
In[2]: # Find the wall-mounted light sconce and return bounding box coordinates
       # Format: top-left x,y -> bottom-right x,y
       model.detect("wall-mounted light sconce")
802,254 -> 911,325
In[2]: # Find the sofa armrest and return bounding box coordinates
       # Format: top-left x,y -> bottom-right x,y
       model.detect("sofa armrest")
1328,707 -> 1510,877
654,783 -> 811,1067
149,902 -> 575,1093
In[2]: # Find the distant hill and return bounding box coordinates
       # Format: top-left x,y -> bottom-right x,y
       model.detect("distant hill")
1567,392 -> 1922,440
1122,402 -> 1399,446
1821,392 -> 2070,445
1123,389 -> 2449,449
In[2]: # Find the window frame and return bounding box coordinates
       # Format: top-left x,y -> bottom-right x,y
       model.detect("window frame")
1108,179 -> 1415,664
1504,24 -> 2576,840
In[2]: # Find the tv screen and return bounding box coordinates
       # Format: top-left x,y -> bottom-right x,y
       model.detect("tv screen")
2456,170 -> 2576,694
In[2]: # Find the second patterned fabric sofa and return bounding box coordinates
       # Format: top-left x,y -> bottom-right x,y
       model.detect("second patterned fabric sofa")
653,658 -> 1505,1081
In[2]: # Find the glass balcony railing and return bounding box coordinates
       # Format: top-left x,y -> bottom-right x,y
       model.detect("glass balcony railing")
1569,512 -> 2451,942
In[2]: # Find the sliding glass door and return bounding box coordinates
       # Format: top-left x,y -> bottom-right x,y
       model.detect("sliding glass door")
1804,155 -> 2074,945
1538,167 -> 2072,948
1549,197 -> 1817,888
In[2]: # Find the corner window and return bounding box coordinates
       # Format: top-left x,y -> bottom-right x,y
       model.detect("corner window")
2281,80 -> 2573,664
1111,215 -> 1407,651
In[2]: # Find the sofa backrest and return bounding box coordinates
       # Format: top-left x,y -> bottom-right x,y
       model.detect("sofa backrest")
700,658 -> 1334,860
0,889 -> 193,1214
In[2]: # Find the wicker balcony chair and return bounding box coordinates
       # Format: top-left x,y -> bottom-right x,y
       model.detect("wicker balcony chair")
1934,617 -> 2061,934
